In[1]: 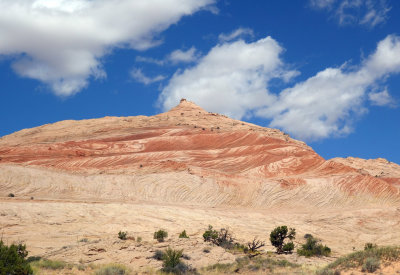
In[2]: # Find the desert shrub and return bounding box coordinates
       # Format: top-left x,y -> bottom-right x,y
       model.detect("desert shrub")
316,269 -> 341,275
8,193 -> 15,197
154,229 -> 168,242
203,247 -> 211,253
244,238 -> 264,256
136,236 -> 142,242
118,231 -> 127,240
179,230 -> 189,238
32,259 -> 69,270
95,263 -> 129,275
0,241 -> 32,275
324,245 -> 400,272
361,256 -> 380,273
304,233 -> 313,239
153,250 -> 164,260
161,247 -> 190,274
283,242 -> 295,253
203,225 -> 218,242
269,226 -> 296,254
202,225 -> 234,249
298,236 -> 331,257
364,243 -> 377,250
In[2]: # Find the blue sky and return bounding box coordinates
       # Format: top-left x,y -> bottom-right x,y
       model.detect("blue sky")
1,0 -> 399,163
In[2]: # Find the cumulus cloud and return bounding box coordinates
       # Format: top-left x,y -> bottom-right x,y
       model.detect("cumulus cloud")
310,0 -> 390,27
0,0 -> 215,96
218,28 -> 254,42
130,68 -> 165,85
159,36 -> 299,119
159,34 -> 400,141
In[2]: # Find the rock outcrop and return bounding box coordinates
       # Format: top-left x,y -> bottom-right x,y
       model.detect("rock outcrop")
0,99 -> 399,207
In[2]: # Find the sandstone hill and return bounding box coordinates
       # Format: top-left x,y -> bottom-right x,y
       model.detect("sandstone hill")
1,99 -> 399,208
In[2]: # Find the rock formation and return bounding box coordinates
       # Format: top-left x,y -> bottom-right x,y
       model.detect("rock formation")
1,99 -> 399,208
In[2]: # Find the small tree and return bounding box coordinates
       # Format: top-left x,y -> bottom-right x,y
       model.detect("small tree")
154,230 -> 168,242
0,241 -> 32,275
270,226 -> 296,254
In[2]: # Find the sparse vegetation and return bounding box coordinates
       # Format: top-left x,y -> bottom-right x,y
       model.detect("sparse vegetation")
154,229 -> 168,242
203,247 -> 211,253
179,230 -> 189,238
161,247 -> 189,274
203,255 -> 300,274
136,236 -> 142,242
318,245 -> 400,274
153,250 -> 164,260
95,263 -> 129,275
7,193 -> 15,197
31,258 -> 70,270
361,256 -> 380,273
0,241 -> 32,275
269,226 -> 296,254
297,235 -> 331,257
118,231 -> 127,240
245,237 -> 265,257
364,242 -> 377,250
202,225 -> 234,249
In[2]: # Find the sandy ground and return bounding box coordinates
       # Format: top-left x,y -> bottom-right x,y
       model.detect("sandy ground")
1,198 -> 400,272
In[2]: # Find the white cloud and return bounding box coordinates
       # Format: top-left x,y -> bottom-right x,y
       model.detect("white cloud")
130,68 -> 165,85
0,0 -> 215,96
309,0 -> 336,9
159,36 -> 298,119
218,28 -> 254,42
369,89 -> 395,106
159,35 -> 400,141
260,35 -> 400,140
310,0 -> 390,27
136,56 -> 165,66
136,47 -> 199,66
168,47 -> 199,64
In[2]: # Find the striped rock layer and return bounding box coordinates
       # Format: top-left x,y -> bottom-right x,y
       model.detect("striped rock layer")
1,99 -> 399,208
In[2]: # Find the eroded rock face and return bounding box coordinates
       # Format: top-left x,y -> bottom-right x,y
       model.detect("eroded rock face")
0,100 -> 399,207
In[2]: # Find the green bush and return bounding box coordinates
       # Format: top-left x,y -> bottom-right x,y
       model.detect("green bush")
269,226 -> 296,254
361,256 -> 380,273
297,236 -> 331,257
0,241 -> 32,274
179,230 -> 189,238
161,247 -> 188,274
118,231 -> 127,240
154,230 -> 168,242
203,225 -> 234,249
203,225 -> 218,243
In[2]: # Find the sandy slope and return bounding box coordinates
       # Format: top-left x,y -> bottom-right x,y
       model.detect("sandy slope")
1,198 -> 399,272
